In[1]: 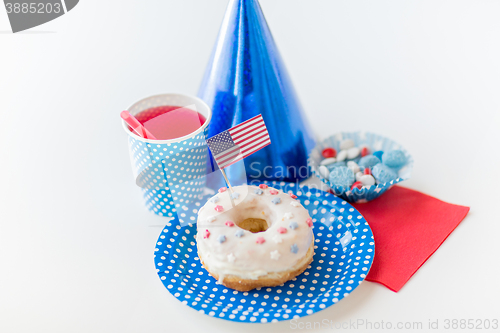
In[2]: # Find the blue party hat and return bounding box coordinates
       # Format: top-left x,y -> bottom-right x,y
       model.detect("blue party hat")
198,0 -> 315,185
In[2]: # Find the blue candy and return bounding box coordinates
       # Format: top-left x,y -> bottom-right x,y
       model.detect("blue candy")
271,197 -> 281,205
235,230 -> 245,237
358,155 -> 381,170
326,161 -> 347,172
217,235 -> 227,243
289,221 -> 298,230
372,163 -> 398,183
254,189 -> 263,195
210,196 -> 219,203
350,156 -> 361,164
373,151 -> 384,161
382,150 -> 407,169
231,192 -> 240,199
290,244 -> 299,254
329,166 -> 355,189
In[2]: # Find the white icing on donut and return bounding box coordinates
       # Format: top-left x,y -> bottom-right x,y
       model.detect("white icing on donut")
197,185 -> 313,281
270,250 -> 281,260
272,234 -> 283,244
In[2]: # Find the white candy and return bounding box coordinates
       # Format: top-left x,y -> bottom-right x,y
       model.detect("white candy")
336,150 -> 348,162
340,139 -> 355,150
347,161 -> 360,174
360,174 -> 376,186
356,172 -> 363,182
320,157 -> 336,166
347,147 -> 360,159
319,165 -> 330,179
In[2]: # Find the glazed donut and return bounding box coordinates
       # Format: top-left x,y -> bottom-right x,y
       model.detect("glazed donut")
196,184 -> 314,291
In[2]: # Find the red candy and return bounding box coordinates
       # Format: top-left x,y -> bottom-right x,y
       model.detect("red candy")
277,227 -> 287,234
269,189 -> 279,195
351,181 -> 363,190
256,237 -> 266,244
288,192 -> 297,199
225,221 -> 235,227
305,218 -> 313,227
364,168 -> 371,175
259,184 -> 268,189
203,229 -> 210,239
214,205 -> 224,212
322,147 -> 337,158
218,187 -> 227,193
361,147 -> 370,157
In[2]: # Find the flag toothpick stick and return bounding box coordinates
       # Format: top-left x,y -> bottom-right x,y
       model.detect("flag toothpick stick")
220,168 -> 234,193
220,168 -> 235,207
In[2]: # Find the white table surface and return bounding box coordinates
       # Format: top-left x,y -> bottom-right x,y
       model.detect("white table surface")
1,1 -> 499,332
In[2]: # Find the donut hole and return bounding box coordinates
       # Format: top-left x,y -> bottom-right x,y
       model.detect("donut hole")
237,218 -> 269,233
232,198 -> 276,233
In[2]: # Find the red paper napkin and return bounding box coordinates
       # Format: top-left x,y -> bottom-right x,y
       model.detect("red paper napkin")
352,186 -> 469,292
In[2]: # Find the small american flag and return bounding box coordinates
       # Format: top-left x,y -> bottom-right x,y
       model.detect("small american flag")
206,114 -> 271,169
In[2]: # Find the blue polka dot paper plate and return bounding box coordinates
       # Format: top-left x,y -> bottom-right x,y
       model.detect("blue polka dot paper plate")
154,182 -> 374,323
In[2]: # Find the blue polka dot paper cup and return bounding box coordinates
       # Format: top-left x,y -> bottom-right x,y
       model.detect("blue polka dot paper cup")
122,93 -> 212,217
308,132 -> 413,203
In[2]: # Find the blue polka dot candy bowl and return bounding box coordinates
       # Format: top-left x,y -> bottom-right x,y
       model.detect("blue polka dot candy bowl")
154,182 -> 375,323
122,93 -> 212,217
308,132 -> 413,203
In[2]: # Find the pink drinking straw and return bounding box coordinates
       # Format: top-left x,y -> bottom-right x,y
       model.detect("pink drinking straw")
120,111 -> 157,140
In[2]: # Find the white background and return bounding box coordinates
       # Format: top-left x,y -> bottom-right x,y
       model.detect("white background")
1,1 -> 499,332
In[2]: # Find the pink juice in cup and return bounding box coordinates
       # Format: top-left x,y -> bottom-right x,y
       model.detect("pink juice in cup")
131,105 -> 207,140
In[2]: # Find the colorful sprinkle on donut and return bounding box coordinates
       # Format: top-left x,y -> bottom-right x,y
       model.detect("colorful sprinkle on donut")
271,197 -> 281,205
259,184 -> 268,189
231,192 -> 240,199
227,253 -> 236,262
235,230 -> 245,238
203,229 -> 210,239
217,235 -> 226,243
256,237 -> 266,244
218,187 -> 227,193
214,205 -> 223,212
210,196 -> 219,203
225,220 -> 235,227
289,221 -> 299,230
290,244 -> 299,253
270,250 -> 281,260
277,227 -> 287,234
272,235 -> 283,243
254,189 -> 263,195
306,218 -> 313,227
288,192 -> 298,199
290,201 -> 300,207
206,216 -> 216,223
269,189 -> 279,195
284,212 -> 294,219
